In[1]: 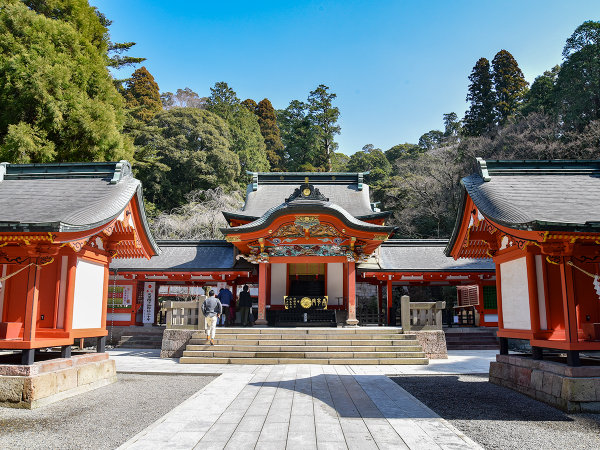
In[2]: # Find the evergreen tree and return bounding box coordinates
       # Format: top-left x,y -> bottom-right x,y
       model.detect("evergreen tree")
463,58 -> 495,136
555,21 -> 600,130
385,143 -> 421,165
492,50 -> 528,125
206,82 -> 269,175
134,108 -> 240,210
256,99 -> 285,170
522,66 -> 560,116
123,67 -> 162,123
241,99 -> 258,112
278,100 -> 320,171
206,81 -> 239,121
307,85 -> 341,171
442,112 -> 461,141
0,1 -> 132,163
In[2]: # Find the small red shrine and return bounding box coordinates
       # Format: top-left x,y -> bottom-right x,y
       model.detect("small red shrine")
0,161 -> 159,364
447,158 -> 600,366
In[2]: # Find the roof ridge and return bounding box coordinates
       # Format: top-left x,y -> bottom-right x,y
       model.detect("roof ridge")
1,160 -> 133,183
477,158 -> 600,181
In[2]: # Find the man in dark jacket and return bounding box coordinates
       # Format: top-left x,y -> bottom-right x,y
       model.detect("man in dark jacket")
217,287 -> 233,326
238,285 -> 253,327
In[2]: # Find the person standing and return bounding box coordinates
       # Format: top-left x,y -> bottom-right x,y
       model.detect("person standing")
217,287 -> 233,326
238,285 -> 252,327
201,290 -> 222,345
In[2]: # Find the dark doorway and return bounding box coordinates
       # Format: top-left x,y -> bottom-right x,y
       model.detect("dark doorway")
289,276 -> 325,297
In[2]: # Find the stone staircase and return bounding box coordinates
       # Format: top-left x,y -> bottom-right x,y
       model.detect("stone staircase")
180,327 -> 428,365
444,328 -> 499,350
115,330 -> 164,349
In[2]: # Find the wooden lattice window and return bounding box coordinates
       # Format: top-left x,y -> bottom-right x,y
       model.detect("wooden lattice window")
457,285 -> 479,306
483,285 -> 497,309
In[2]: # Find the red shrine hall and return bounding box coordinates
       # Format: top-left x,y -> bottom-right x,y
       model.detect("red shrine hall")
447,158 -> 600,366
0,161 -> 159,364
110,172 -> 496,328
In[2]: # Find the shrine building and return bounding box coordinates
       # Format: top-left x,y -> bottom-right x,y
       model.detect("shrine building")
110,172 -> 495,329
0,161 -> 159,365
447,158 -> 600,364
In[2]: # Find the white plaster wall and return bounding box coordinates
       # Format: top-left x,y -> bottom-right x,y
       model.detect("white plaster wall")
107,312 -> 132,322
72,259 -> 105,329
535,255 -> 548,330
56,256 -> 68,329
500,257 -> 531,330
327,263 -> 343,306
270,263 -> 286,305
0,264 -> 5,319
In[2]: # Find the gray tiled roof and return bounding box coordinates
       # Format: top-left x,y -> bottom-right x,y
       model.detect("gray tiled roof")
241,183 -> 377,218
0,161 -> 139,232
110,241 -> 251,271
377,240 -> 495,271
222,199 -> 395,235
463,159 -> 600,230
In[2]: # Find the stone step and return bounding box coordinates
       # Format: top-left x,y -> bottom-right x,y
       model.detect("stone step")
188,338 -> 419,347
185,344 -> 424,352
182,350 -> 427,358
191,333 -> 412,340
203,327 -> 404,334
179,356 -> 430,365
447,344 -> 499,350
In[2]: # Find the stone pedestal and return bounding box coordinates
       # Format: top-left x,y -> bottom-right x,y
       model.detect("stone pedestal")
160,329 -> 195,358
0,353 -> 116,409
489,354 -> 600,413
411,330 -> 448,359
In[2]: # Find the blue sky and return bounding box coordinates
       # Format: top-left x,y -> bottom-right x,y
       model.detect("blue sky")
92,1 -> 600,155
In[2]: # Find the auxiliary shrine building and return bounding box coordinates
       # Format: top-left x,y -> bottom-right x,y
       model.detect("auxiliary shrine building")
110,172 -> 495,327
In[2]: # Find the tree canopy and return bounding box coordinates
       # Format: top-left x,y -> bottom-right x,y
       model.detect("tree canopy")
123,66 -> 162,123
134,108 -> 240,210
0,1 -> 132,163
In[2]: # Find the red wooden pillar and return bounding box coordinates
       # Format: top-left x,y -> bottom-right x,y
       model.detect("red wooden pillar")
526,252 -> 541,334
495,262 -> 504,329
387,279 -> 393,325
377,284 -> 383,312
559,258 -> 579,343
23,260 -> 41,342
256,262 -> 268,325
346,261 -> 358,326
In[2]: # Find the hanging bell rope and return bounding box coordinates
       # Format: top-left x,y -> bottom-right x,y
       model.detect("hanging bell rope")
566,261 -> 600,300
566,260 -> 599,279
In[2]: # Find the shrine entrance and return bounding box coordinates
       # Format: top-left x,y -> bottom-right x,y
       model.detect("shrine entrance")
288,263 -> 325,297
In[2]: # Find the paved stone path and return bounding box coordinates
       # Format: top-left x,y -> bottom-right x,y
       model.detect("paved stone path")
116,355 -> 485,449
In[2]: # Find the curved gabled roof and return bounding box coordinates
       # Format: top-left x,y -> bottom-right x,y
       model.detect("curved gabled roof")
225,171 -> 390,222
464,158 -> 600,231
0,160 -> 159,255
221,199 -> 395,235
445,158 -> 600,257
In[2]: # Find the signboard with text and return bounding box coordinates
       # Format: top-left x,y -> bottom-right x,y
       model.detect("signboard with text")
143,282 -> 156,324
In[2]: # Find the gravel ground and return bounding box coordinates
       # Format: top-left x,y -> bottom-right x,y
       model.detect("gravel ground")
392,374 -> 600,450
0,373 -> 216,450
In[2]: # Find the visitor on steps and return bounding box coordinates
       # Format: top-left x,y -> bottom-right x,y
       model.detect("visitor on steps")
238,285 -> 252,326
217,287 -> 233,326
201,290 -> 222,345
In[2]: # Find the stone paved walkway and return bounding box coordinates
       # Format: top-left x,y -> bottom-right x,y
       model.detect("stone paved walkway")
113,350 -> 490,449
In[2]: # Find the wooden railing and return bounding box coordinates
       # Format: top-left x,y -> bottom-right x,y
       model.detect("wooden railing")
400,295 -> 445,331
164,298 -> 206,330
